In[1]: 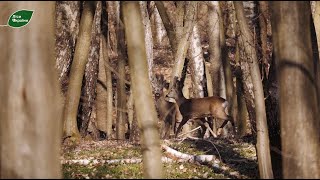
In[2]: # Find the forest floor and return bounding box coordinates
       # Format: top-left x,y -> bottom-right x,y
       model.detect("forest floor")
61,135 -> 258,179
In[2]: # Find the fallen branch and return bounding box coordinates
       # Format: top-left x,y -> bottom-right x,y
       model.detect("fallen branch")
161,144 -> 220,165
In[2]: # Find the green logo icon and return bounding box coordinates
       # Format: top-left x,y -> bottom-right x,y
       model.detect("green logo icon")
7,10 -> 34,28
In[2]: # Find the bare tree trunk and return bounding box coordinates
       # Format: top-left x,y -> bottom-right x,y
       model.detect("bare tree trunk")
234,43 -> 249,137
312,1 -> 320,108
270,2 -> 320,178
116,49 -> 127,140
116,1 -> 127,140
176,1 -> 185,40
223,1 -> 253,136
208,1 -> 222,96
256,1 -> 282,178
235,1 -> 273,178
258,1 -> 270,79
107,1 -> 118,58
219,1 -> 235,135
154,1 -> 177,52
236,77 -> 249,137
128,89 -> 140,141
102,34 -> 114,139
140,1 -> 154,83
265,53 -> 282,178
79,1 -> 102,138
63,1 -> 95,140
0,2 -> 62,178
55,1 -> 81,94
169,1 -> 196,87
238,41 -> 256,136
152,2 -> 167,47
122,2 -> 163,178
96,33 -> 108,139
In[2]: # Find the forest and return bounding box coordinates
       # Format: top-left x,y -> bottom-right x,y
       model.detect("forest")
0,1 -> 319,179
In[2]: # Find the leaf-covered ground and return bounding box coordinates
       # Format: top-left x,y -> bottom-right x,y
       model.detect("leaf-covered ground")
61,136 -> 258,179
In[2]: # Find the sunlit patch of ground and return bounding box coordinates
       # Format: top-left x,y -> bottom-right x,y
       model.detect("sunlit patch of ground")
61,136 -> 258,179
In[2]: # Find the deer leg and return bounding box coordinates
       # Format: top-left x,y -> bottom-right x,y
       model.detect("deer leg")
163,115 -> 173,139
218,119 -> 229,129
169,110 -> 177,138
217,116 -> 236,136
199,118 -> 208,138
163,122 -> 170,139
229,115 -> 237,134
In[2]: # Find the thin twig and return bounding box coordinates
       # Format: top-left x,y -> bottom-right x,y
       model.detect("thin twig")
177,126 -> 202,138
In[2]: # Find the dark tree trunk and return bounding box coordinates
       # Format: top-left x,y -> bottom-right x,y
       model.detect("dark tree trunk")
270,2 -> 320,178
116,1 -> 127,140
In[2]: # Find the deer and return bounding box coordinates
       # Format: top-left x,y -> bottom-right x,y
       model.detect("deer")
152,74 -> 182,139
166,78 -> 236,138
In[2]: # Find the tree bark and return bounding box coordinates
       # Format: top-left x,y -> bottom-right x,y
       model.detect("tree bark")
152,2 -> 167,47
0,2 -> 62,178
116,1 -> 127,140
128,89 -> 140,141
79,1 -> 102,137
219,1 -> 235,134
312,1 -> 320,108
63,1 -> 95,140
208,1 -> 222,97
270,1 -> 320,178
96,33 -> 108,139
106,1 -> 118,58
169,1 -> 196,87
122,2 -> 163,178
234,43 -> 250,137
140,1 -> 155,89
258,1 -> 270,79
55,1 -> 81,94
154,1 -> 177,52
265,53 -> 282,178
102,33 -> 114,139
238,39 -> 256,136
188,21 -> 206,137
176,1 -> 185,40
235,1 -> 274,178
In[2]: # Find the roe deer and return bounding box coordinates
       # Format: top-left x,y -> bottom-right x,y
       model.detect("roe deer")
166,78 -> 236,138
153,74 -> 181,139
